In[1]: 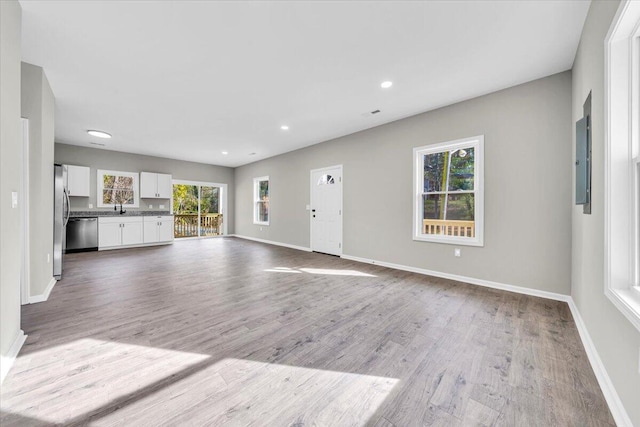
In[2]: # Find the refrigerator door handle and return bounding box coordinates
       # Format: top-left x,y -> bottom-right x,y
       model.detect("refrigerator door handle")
63,188 -> 71,227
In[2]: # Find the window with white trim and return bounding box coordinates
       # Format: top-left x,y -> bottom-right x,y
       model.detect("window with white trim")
253,176 -> 269,225
413,135 -> 484,246
604,0 -> 640,331
97,170 -> 139,208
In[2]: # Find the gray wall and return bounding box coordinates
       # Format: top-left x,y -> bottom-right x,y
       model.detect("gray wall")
54,143 -> 236,233
0,0 -> 23,370
235,71 -> 573,295
22,62 -> 55,298
571,1 -> 640,425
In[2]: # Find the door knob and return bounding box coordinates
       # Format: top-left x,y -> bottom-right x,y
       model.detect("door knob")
312,209 -> 316,212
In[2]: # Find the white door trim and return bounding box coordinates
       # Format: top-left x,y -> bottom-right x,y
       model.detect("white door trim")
20,118 -> 30,305
309,164 -> 343,256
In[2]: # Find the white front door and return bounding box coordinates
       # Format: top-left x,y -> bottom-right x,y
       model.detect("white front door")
310,165 -> 343,256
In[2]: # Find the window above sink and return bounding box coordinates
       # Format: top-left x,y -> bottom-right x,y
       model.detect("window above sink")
97,169 -> 139,208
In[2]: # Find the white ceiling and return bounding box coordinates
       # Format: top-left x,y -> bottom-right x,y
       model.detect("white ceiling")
20,0 -> 590,167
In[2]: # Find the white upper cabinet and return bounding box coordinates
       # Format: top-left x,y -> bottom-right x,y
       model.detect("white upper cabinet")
140,172 -> 172,199
64,164 -> 90,197
156,173 -> 172,198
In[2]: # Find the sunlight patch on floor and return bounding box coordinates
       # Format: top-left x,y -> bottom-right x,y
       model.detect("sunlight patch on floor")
0,339 -> 210,425
264,266 -> 377,277
1,339 -> 397,426
264,267 -> 302,273
95,357 -> 398,426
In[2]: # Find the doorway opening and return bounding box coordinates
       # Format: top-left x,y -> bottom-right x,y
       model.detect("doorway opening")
172,180 -> 227,239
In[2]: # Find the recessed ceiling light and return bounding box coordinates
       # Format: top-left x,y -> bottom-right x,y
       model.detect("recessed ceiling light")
380,81 -> 393,89
222,151 -> 228,155
280,125 -> 289,130
87,130 -> 111,139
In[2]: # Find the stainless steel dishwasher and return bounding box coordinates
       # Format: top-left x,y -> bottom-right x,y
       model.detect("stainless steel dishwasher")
66,217 -> 98,253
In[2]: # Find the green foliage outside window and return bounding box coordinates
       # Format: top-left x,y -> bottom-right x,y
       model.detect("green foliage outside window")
173,184 -> 219,214
423,147 -> 475,221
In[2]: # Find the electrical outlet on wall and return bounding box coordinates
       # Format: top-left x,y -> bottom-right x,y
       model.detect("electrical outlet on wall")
88,203 -> 93,209
260,227 -> 263,231
47,253 -> 50,263
159,204 -> 165,209
454,248 -> 461,257
149,204 -> 153,209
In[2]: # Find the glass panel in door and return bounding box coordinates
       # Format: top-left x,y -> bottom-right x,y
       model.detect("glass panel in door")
173,184 -> 199,238
200,186 -> 223,236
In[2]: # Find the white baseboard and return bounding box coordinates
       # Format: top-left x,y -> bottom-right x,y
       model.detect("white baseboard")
231,234 -> 312,252
99,240 -> 174,251
567,299 -> 633,427
1,330 -> 26,384
29,277 -> 56,304
341,254 -> 570,302
340,253 -> 632,426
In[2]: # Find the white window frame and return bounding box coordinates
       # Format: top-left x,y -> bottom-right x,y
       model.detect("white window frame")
413,135 -> 484,247
97,169 -> 139,208
604,0 -> 640,332
253,176 -> 270,226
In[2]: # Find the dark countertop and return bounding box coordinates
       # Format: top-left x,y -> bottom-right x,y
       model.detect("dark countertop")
70,210 -> 172,218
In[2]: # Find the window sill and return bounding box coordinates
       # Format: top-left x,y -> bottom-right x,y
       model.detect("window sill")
605,287 -> 640,333
413,235 -> 483,247
253,222 -> 269,226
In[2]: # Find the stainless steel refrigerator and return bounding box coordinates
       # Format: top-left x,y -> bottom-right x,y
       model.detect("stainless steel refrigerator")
53,164 -> 70,279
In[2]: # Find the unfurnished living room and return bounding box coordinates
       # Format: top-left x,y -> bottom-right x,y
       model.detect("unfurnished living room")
1,1 -> 639,426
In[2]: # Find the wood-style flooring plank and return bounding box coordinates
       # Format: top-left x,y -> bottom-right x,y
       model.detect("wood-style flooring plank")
0,237 -> 613,426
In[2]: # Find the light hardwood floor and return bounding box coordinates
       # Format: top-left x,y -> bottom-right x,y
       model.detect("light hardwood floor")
1,238 -> 613,426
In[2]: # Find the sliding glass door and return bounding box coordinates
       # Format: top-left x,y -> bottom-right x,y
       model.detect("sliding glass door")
172,181 -> 226,239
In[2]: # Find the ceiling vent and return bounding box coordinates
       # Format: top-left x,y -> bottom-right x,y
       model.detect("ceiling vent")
361,109 -> 382,117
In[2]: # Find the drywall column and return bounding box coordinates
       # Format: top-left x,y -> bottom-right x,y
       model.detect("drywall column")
21,63 -> 56,299
0,0 -> 25,382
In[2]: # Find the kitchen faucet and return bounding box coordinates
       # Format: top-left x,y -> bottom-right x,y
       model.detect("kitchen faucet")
119,203 -> 126,215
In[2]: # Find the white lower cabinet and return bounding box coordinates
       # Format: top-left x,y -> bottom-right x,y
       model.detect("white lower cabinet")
98,222 -> 122,248
159,217 -> 174,242
99,217 -> 143,249
143,216 -> 174,244
99,216 -> 171,250
122,221 -> 144,246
